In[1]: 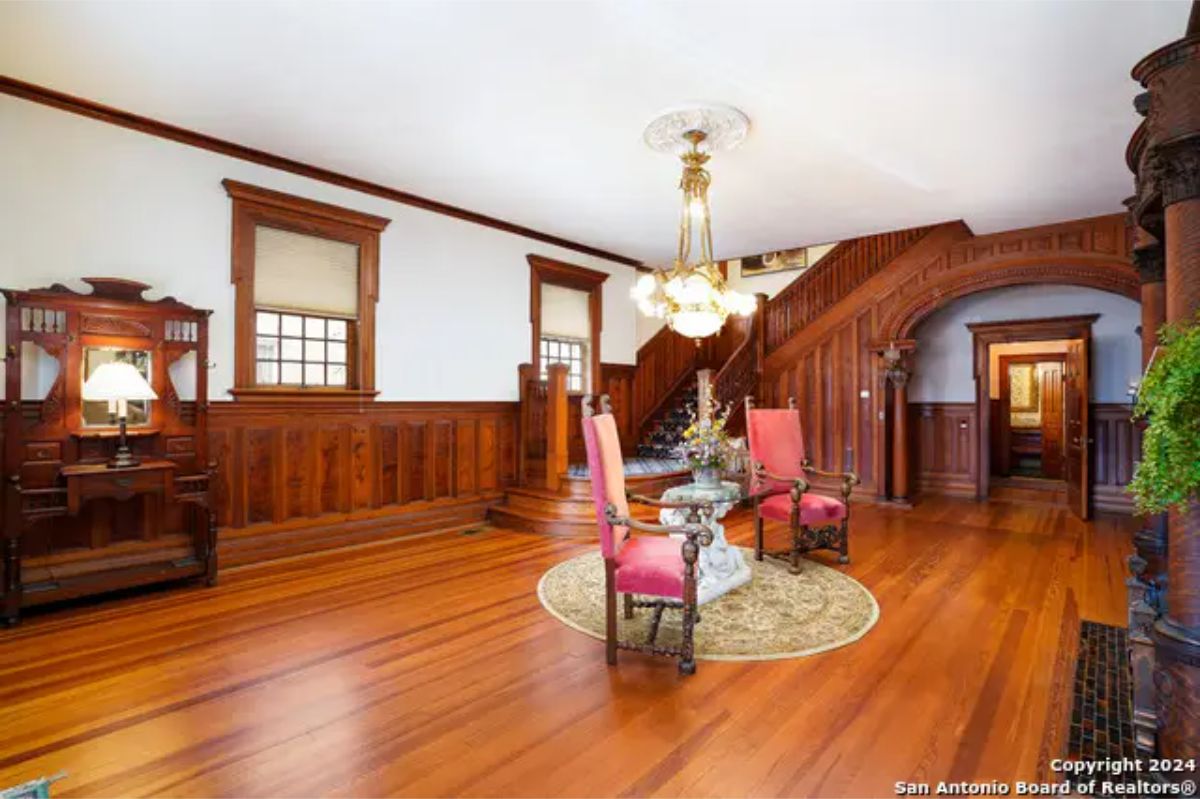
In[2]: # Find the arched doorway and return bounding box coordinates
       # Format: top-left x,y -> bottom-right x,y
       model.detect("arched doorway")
872,254 -> 1139,508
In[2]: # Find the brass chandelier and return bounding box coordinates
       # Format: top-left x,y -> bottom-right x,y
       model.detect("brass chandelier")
632,107 -> 755,340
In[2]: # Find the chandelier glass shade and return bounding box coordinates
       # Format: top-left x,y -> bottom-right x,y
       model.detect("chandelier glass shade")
632,128 -> 756,340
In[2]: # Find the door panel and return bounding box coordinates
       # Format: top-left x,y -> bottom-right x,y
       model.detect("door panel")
1064,339 -> 1090,519
1040,362 -> 1065,479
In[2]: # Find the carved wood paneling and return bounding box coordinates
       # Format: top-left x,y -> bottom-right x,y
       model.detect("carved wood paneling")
208,401 -> 517,564
566,363 -> 637,463
912,403 -> 978,497
1091,403 -> 1140,514
764,225 -> 934,351
912,402 -> 1138,511
761,215 -> 1136,500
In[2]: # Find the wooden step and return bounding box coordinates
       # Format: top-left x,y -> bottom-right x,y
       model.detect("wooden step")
488,505 -> 596,538
504,487 -> 596,518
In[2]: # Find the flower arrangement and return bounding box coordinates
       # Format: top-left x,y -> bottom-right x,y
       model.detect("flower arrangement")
679,396 -> 734,486
1130,315 -> 1200,514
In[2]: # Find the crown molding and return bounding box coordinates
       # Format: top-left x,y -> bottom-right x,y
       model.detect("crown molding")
0,74 -> 644,269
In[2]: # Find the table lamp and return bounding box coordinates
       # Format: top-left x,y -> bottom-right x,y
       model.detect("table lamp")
82,362 -> 158,468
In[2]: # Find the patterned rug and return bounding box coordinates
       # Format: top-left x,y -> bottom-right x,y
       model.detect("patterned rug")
537,548 -> 879,660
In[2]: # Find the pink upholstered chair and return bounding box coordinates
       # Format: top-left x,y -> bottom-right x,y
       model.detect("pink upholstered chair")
744,396 -> 860,573
581,395 -> 713,675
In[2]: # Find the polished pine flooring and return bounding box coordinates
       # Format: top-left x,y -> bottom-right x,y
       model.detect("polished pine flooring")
0,496 -> 1132,797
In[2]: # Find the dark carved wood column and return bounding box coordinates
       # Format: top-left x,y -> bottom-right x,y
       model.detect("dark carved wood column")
1133,238 -> 1169,576
1126,227 -> 1168,754
878,340 -> 915,506
1129,4 -> 1200,765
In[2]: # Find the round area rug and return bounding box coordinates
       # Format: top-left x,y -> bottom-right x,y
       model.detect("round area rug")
537,548 -> 879,661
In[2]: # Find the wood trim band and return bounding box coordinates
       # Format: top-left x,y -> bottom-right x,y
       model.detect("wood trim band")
0,75 -> 643,269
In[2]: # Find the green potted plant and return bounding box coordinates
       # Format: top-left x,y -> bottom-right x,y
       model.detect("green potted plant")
1130,315 -> 1200,530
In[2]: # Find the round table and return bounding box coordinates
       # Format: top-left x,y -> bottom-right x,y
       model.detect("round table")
658,480 -> 753,605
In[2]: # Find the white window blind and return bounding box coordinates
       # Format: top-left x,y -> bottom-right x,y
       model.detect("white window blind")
254,225 -> 360,318
540,283 -> 590,339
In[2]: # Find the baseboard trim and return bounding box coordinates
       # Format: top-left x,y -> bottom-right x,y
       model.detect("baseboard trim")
218,494 -> 503,567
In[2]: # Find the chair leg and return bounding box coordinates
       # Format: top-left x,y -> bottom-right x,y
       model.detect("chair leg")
789,526 -> 803,575
679,600 -> 697,676
623,592 -> 634,619
754,508 -> 764,562
604,561 -> 617,666
838,519 -> 850,564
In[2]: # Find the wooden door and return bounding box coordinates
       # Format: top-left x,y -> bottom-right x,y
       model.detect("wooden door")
1040,362 -> 1065,479
1063,338 -> 1091,519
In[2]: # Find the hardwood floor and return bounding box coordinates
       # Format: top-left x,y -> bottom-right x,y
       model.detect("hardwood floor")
0,496 -> 1133,797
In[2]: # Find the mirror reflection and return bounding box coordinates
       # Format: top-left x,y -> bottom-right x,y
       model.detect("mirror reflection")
82,348 -> 152,427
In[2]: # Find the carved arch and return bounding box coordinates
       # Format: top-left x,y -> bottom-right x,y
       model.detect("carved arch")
877,256 -> 1139,342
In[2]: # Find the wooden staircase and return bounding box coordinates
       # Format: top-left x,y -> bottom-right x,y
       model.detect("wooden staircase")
493,222 -> 953,535
489,472 -> 684,537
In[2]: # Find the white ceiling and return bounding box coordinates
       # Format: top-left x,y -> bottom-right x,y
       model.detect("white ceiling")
0,1 -> 1190,264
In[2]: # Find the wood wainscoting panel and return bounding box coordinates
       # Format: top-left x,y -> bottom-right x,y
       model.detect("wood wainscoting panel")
912,402 -> 979,498
913,401 -> 1138,512
1091,403 -> 1139,514
566,363 -> 637,463
208,400 -> 517,566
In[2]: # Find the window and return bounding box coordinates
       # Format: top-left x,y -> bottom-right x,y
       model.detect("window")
255,311 -> 350,387
540,335 -> 587,392
225,180 -> 390,399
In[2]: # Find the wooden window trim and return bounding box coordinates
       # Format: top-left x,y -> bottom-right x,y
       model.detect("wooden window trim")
224,179 -> 390,402
528,254 -> 607,395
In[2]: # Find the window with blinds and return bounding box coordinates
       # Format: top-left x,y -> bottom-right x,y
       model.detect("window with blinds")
253,225 -> 360,388
225,179 -> 390,397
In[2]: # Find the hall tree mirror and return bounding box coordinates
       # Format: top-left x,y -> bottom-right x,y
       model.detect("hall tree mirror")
81,347 -> 153,426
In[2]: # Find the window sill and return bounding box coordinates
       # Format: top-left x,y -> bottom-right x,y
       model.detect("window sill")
229,387 -> 379,406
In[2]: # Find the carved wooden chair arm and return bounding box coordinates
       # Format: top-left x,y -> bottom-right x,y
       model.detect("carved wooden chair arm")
750,461 -> 810,498
605,504 -> 714,547
801,460 -> 860,498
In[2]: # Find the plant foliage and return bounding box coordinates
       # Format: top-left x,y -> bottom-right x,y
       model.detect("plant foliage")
1130,314 -> 1200,514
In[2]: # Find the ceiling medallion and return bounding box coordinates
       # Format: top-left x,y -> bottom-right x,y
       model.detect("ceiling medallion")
632,105 -> 756,341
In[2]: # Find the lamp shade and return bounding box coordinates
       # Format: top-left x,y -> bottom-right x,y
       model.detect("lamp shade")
82,362 -> 158,402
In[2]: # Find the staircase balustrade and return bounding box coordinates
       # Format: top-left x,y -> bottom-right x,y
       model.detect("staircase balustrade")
763,226 -> 933,352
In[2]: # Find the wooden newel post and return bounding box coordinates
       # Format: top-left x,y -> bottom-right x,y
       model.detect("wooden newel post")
545,363 -> 569,493
517,363 -> 533,485
753,293 -> 768,403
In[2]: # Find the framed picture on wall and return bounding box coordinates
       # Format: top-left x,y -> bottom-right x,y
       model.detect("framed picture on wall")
740,247 -> 808,277
1009,363 -> 1039,411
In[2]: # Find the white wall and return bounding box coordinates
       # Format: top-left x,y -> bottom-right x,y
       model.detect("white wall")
909,284 -> 1142,404
0,97 -> 639,401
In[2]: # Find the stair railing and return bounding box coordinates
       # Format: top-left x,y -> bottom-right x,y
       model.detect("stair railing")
633,324 -> 703,440
711,294 -> 766,434
763,226 -> 933,352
